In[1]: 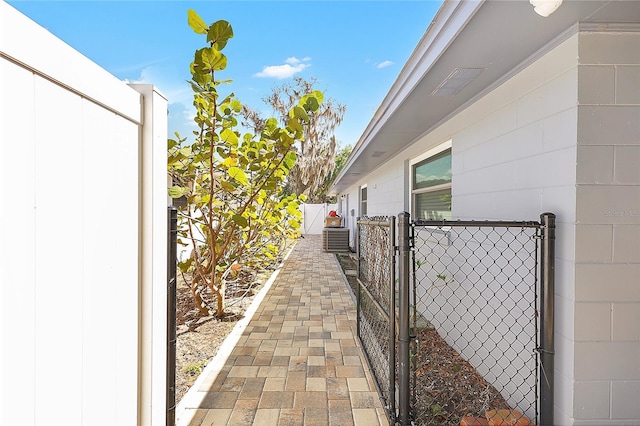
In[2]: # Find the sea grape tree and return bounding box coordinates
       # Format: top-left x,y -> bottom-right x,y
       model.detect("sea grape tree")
168,10 -> 321,317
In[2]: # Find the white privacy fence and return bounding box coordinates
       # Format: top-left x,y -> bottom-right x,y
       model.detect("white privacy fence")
301,203 -> 338,234
1,3 -> 169,425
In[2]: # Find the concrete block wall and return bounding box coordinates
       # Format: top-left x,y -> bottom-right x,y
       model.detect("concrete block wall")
337,27 -> 640,426
572,30 -> 640,426
428,34 -> 580,423
343,34 -> 581,422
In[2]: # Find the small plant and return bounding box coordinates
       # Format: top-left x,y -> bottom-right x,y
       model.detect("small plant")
181,359 -> 207,377
427,273 -> 455,299
415,259 -> 428,268
430,403 -> 443,416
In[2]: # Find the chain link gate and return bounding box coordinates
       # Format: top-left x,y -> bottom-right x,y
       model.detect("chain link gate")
356,213 -> 555,426
356,216 -> 397,422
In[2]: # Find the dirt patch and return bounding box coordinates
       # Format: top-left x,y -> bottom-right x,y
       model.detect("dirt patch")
335,251 -> 359,294
175,281 -> 240,402
174,261 -> 279,403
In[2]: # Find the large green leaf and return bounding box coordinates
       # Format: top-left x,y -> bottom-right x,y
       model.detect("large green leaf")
228,167 -> 248,186
194,47 -> 227,73
187,9 -> 208,34
168,185 -> 190,198
220,179 -> 236,192
299,91 -> 323,112
288,219 -> 301,229
284,151 -> 297,169
222,156 -> 237,168
291,106 -> 309,122
263,117 -> 278,133
310,90 -> 324,103
232,214 -> 248,228
280,132 -> 294,147
230,99 -> 243,113
220,128 -> 238,147
303,95 -> 319,112
286,202 -> 299,215
207,20 -> 234,50
178,257 -> 194,273
287,117 -> 303,133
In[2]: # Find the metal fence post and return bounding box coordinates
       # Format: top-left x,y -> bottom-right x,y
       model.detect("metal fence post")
397,212 -> 411,425
167,207 -> 178,426
356,217 -> 361,340
539,213 -> 555,426
389,216 -> 397,422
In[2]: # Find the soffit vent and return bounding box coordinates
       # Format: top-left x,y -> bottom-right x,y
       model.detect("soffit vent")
370,151 -> 386,158
431,68 -> 484,96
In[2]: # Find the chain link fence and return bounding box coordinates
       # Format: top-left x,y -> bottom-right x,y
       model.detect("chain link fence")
356,216 -> 396,421
410,221 -> 541,425
354,213 -> 555,426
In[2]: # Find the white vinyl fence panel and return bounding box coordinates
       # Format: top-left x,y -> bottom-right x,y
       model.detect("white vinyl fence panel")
1,3 -> 168,425
301,203 -> 338,234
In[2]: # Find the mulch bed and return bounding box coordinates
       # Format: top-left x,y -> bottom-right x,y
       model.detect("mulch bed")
412,327 -> 511,425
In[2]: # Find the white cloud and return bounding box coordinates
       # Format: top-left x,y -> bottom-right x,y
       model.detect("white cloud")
254,56 -> 311,79
376,60 -> 393,69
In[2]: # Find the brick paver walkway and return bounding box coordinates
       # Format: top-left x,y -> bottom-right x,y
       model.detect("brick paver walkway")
177,235 -> 389,426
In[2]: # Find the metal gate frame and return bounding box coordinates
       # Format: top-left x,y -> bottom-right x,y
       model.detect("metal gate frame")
167,207 -> 178,426
356,212 -> 555,426
355,216 -> 396,422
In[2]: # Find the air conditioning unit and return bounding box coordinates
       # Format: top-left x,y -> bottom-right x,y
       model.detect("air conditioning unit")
322,228 -> 350,252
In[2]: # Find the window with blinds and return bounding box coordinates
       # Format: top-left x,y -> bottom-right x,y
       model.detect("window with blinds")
412,148 -> 451,220
360,186 -> 367,216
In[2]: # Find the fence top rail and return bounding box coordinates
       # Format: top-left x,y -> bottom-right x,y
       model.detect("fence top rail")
413,219 -> 542,229
357,217 -> 393,227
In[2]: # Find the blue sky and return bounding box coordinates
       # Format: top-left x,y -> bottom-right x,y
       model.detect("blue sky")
7,0 -> 441,147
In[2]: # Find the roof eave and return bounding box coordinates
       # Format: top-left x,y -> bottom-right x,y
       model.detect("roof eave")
329,0 -> 485,195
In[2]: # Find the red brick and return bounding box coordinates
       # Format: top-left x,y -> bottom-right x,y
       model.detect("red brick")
461,416 -> 489,426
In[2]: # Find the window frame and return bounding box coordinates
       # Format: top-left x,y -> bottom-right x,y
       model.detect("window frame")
360,185 -> 368,216
409,141 -> 452,221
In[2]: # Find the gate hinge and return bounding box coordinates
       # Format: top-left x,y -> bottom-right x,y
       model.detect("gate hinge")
536,346 -> 555,355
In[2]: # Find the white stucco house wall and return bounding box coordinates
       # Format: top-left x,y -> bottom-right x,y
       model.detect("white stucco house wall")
1,2 -> 169,425
330,1 -> 640,425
